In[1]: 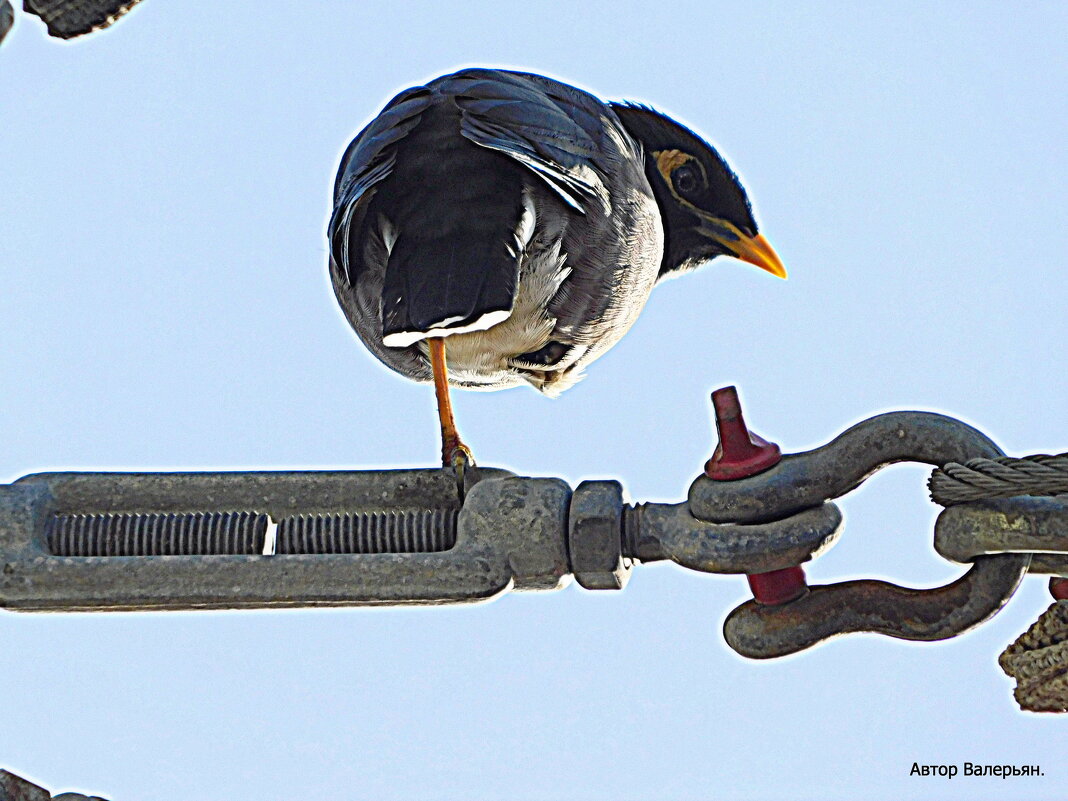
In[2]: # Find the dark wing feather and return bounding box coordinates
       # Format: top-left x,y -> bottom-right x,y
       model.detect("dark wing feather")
436,69 -> 619,214
378,126 -> 525,338
331,70 -> 636,344
328,86 -> 433,287
374,93 -> 528,340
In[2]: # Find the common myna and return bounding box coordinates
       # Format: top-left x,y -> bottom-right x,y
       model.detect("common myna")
328,68 -> 785,468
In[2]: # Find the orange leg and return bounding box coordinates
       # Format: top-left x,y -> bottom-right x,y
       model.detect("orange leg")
428,337 -> 474,469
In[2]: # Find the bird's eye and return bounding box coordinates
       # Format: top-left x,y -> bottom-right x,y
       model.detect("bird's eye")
672,164 -> 701,196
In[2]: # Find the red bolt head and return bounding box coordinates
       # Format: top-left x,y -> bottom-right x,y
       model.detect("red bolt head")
1051,577 -> 1068,601
747,566 -> 808,605
704,386 -> 782,480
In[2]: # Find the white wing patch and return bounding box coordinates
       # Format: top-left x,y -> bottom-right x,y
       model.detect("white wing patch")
380,191 -> 539,349
383,309 -> 513,348
436,237 -> 571,389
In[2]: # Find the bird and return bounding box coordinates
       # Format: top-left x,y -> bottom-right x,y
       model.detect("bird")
328,68 -> 785,470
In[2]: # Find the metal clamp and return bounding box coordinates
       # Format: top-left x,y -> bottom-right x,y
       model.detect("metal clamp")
687,405 -> 1033,659
0,467 -> 842,614
0,386 -> 1060,666
935,496 -> 1068,575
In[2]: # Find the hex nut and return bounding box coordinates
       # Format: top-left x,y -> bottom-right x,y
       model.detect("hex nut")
568,480 -> 630,590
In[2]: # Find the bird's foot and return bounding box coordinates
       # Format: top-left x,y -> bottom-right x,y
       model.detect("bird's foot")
442,438 -> 475,470
442,439 -> 475,499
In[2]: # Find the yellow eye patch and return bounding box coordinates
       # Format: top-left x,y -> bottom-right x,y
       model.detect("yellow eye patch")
653,149 -> 694,182
652,149 -> 708,203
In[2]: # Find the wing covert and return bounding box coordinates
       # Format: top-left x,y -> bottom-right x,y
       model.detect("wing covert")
328,87 -> 433,285
437,69 -> 625,214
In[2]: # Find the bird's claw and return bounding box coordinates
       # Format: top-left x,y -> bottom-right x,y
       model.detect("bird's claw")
442,440 -> 475,498
441,436 -> 474,467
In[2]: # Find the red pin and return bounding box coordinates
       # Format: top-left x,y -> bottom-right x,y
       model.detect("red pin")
704,386 -> 806,605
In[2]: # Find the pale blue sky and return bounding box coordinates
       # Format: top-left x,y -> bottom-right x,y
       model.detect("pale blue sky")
1,3 -> 1066,799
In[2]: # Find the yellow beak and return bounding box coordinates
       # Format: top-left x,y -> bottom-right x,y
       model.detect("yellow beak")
697,216 -> 788,279
728,232 -> 787,279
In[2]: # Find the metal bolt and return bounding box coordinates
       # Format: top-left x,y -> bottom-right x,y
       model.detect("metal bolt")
1051,577 -> 1068,600
46,511 -> 269,556
704,386 -> 782,480
747,566 -> 808,605
702,386 -> 806,605
277,510 -> 458,554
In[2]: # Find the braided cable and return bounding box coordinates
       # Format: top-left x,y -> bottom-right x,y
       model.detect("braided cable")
929,453 -> 1068,506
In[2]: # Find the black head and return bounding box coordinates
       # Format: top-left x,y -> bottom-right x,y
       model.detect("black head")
610,102 -> 785,280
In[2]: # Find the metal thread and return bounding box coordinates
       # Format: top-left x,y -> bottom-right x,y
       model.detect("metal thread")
45,508 -> 459,557
46,511 -> 268,556
276,509 -> 458,554
622,503 -> 663,562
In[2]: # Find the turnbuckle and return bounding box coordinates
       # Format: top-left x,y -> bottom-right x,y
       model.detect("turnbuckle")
0,466 -> 840,614
0,386 -> 1061,664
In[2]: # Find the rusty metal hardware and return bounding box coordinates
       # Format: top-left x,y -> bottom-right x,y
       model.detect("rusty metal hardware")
0,386 -> 1062,669
689,394 -> 1040,659
999,599 -> 1068,712
704,386 -> 782,481
689,410 -> 1005,524
0,767 -> 109,801
1052,578 -> 1068,600
0,468 -> 576,611
0,467 -> 840,613
701,386 -> 807,605
935,496 -> 1068,573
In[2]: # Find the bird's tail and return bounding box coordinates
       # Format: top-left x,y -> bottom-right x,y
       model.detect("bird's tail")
378,118 -> 531,347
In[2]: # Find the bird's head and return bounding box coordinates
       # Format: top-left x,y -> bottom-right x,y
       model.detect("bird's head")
610,102 -> 786,281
